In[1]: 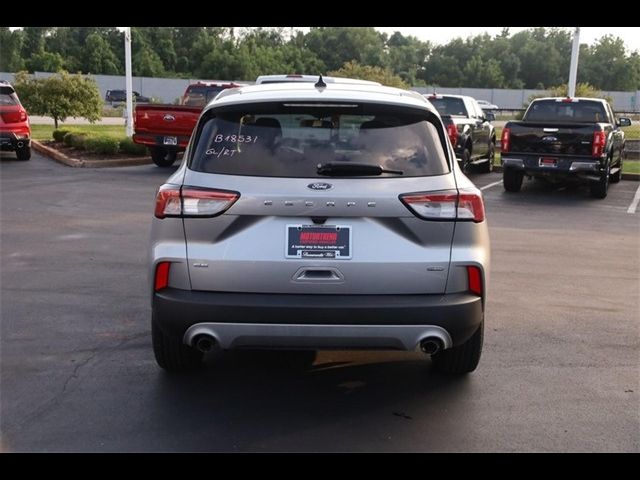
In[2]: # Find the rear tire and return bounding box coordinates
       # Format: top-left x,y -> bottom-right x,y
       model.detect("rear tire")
477,140 -> 495,173
152,316 -> 203,372
432,321 -> 483,374
590,161 -> 610,199
150,147 -> 177,167
503,167 -> 523,192
16,146 -> 31,161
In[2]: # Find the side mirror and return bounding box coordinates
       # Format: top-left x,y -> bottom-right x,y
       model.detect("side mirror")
617,117 -> 631,127
485,112 -> 496,122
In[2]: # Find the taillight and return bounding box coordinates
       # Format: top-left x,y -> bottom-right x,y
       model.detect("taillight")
154,185 -> 239,219
592,131 -> 606,158
501,127 -> 511,153
154,261 -> 171,291
400,189 -> 485,222
446,123 -> 458,146
467,265 -> 483,296
154,186 -> 181,218
1,108 -> 27,123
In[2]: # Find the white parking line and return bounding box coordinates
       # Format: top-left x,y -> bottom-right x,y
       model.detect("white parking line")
480,181 -> 503,191
627,184 -> 640,214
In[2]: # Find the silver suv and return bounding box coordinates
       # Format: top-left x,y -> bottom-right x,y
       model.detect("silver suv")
150,78 -> 490,374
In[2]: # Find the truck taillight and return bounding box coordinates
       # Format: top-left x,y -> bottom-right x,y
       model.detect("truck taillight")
400,189 -> 485,222
592,131 -> 606,157
467,266 -> 483,296
501,127 -> 511,153
154,186 -> 239,219
446,123 -> 458,146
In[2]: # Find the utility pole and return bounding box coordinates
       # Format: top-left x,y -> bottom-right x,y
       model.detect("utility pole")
124,27 -> 134,137
568,27 -> 580,98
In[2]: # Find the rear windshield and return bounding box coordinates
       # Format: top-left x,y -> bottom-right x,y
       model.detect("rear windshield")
190,103 -> 450,178
524,100 -> 608,123
0,93 -> 17,106
427,97 -> 467,117
183,86 -> 227,107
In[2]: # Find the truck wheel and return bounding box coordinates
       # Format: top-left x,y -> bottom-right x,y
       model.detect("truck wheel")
590,161 -> 609,199
152,316 -> 203,372
503,167 -> 523,192
150,147 -> 177,167
16,146 -> 31,161
477,140 -> 495,173
432,321 -> 483,374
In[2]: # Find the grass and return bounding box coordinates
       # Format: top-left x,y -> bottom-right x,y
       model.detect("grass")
31,124 -> 126,141
622,125 -> 640,140
623,160 -> 640,174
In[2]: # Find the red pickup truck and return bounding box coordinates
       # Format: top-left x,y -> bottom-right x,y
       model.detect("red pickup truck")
133,82 -> 244,167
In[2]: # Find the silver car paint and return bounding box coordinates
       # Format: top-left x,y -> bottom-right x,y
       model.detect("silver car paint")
149,82 -> 490,347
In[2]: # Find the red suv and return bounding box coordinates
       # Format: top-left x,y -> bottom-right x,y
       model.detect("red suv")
0,81 -> 31,161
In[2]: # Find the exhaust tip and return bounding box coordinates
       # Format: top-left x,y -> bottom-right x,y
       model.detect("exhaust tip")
194,335 -> 216,353
420,337 -> 443,355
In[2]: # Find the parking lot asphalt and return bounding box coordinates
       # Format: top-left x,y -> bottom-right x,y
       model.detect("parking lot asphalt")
1,151 -> 638,452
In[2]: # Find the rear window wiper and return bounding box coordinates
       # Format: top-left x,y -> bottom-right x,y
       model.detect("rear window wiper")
316,162 -> 403,176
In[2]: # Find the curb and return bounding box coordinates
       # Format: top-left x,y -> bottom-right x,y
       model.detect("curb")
32,140 -> 151,168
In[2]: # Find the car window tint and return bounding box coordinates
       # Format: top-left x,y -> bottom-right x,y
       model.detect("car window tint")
524,100 -> 608,123
183,86 -> 227,107
428,97 -> 468,117
0,93 -> 17,106
190,103 -> 449,178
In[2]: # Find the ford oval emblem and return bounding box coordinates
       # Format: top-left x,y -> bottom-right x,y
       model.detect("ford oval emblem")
163,114 -> 176,122
307,182 -> 333,191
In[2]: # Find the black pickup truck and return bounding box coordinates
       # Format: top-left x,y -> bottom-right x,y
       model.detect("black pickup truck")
501,97 -> 631,198
426,94 -> 496,173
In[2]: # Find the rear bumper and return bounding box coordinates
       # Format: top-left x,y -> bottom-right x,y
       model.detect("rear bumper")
0,131 -> 30,151
133,132 -> 190,149
153,288 -> 484,349
502,154 -> 605,178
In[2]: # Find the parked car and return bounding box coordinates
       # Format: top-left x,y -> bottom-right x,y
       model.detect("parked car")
476,100 -> 499,110
150,79 -> 490,374
255,74 -> 381,85
105,90 -> 150,103
133,82 -> 245,167
0,80 -> 31,161
501,97 -> 631,198
425,94 -> 496,173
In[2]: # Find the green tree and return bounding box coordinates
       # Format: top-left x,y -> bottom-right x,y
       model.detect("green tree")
580,35 -> 640,90
0,27 -> 25,72
83,33 -> 120,75
385,32 -> 431,85
26,51 -> 64,73
13,70 -> 103,128
304,27 -> 386,72
328,61 -> 408,89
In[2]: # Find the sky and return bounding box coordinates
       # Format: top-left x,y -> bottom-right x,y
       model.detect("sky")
372,27 -> 640,53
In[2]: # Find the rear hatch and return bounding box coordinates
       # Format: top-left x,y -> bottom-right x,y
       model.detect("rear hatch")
134,104 -> 201,137
508,121 -> 596,156
510,98 -> 606,156
179,101 -> 462,295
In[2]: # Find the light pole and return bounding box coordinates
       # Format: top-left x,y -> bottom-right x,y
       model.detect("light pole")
124,27 -> 134,137
568,27 -> 580,98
